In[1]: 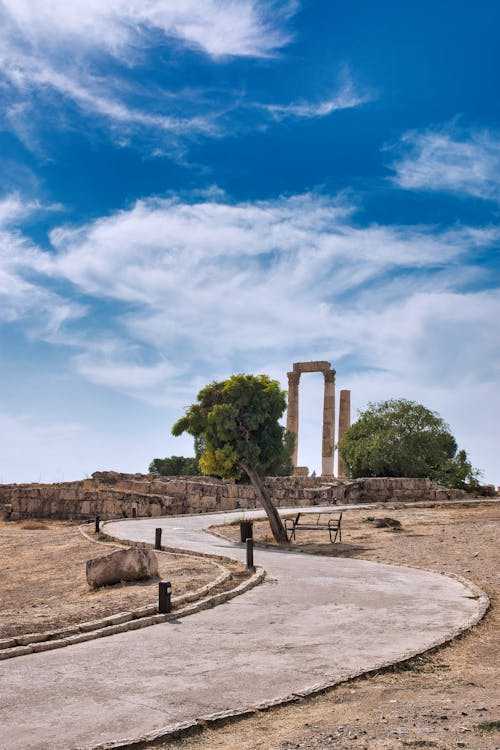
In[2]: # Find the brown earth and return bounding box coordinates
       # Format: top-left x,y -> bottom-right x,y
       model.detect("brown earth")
0,519 -> 247,639
154,502 -> 500,750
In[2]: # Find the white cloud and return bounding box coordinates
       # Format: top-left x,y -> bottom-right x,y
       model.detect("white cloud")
0,195 -> 85,333
389,125 -> 500,202
72,340 -> 179,392
6,192 -> 499,370
264,74 -> 372,120
0,1 -> 299,149
0,45 -> 219,145
3,190 -> 499,483
0,2 -> 371,150
1,1 -> 294,59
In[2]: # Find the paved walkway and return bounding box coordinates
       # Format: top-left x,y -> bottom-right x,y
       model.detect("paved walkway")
0,508 -> 486,750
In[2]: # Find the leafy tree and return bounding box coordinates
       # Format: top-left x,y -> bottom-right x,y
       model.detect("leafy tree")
172,373 -> 292,543
338,398 -> 480,489
434,449 -> 481,491
149,455 -> 200,476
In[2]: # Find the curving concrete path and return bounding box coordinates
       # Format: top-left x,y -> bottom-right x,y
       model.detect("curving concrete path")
0,508 -> 486,750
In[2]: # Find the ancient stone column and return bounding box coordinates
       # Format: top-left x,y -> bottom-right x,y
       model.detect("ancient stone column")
337,389 -> 351,478
321,369 -> 336,476
286,371 -> 301,468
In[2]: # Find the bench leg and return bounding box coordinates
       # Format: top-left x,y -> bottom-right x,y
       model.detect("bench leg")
329,526 -> 341,543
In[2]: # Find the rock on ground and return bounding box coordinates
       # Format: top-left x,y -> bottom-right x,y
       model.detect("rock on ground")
86,546 -> 158,587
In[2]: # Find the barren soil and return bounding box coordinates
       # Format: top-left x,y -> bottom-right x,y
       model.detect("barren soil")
0,520 -> 246,639
153,502 -> 500,750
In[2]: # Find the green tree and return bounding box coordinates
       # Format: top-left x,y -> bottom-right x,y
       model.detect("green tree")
434,449 -> 481,491
338,398 -> 480,489
172,373 -> 292,543
149,455 -> 200,476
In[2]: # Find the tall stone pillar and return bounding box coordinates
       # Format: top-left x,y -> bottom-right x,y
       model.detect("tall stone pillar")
337,389 -> 351,477
321,369 -> 336,476
286,371 -> 301,468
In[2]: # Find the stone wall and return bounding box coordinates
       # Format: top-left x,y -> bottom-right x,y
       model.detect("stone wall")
0,471 -> 466,522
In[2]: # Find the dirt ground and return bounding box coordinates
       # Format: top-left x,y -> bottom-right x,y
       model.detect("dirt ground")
153,502 -> 500,750
0,520 -> 246,639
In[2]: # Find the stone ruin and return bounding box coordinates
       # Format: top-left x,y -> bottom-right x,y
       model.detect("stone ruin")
286,360 -> 351,476
0,471 -> 467,522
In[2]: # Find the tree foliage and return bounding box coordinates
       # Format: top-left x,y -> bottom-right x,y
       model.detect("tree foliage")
172,373 -> 292,542
338,398 -> 481,490
149,455 -> 200,476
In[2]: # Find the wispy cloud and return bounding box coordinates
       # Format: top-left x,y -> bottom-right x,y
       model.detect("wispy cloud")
388,124 -> 500,203
2,189 -> 499,481
0,195 -> 85,333
39,192 -> 498,385
1,1 -> 295,60
0,2 -> 372,153
0,48 -> 219,141
263,74 -> 373,120
0,1 -> 298,151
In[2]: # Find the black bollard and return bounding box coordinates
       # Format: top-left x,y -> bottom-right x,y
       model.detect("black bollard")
158,580 -> 172,614
239,519 -> 253,543
155,527 -> 162,550
95,515 -> 100,533
246,537 -> 255,571
132,506 -> 137,518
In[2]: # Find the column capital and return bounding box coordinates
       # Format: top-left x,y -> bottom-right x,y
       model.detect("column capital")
287,371 -> 301,386
323,368 -> 336,383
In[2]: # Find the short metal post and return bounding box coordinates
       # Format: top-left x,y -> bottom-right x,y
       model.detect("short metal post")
95,515 -> 100,533
240,519 -> 253,543
155,527 -> 162,550
158,580 -> 172,614
246,537 -> 254,571
132,506 -> 137,518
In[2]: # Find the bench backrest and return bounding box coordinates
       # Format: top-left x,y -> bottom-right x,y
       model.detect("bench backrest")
296,511 -> 342,526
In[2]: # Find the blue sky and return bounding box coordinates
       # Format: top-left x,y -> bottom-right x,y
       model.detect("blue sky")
1,0 -> 499,485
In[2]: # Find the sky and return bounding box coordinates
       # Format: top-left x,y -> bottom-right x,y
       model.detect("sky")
0,0 -> 499,485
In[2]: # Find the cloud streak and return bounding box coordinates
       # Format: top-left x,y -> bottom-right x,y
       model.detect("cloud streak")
263,74 -> 373,120
389,125 -> 500,203
0,2 -> 372,153
1,190 -> 493,392
1,1 -> 295,59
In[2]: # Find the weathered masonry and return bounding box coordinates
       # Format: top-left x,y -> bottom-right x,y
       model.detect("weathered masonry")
337,389 -> 351,478
0,472 -> 466,522
286,361 -> 350,477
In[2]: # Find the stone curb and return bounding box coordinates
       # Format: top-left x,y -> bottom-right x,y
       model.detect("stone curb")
0,526 -> 261,660
0,566 -> 264,660
76,576 -> 489,750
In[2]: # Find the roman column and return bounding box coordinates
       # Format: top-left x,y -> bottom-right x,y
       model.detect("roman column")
337,389 -> 351,477
321,368 -> 336,476
286,371 -> 301,468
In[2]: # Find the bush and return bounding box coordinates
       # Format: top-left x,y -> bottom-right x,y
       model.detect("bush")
149,456 -> 200,476
338,398 -> 481,491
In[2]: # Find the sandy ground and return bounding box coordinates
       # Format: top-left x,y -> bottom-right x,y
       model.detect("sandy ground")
0,520 -> 246,639
152,503 -> 500,750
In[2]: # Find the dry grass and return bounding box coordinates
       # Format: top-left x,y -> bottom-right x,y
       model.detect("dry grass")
20,521 -> 49,530
0,519 -> 246,639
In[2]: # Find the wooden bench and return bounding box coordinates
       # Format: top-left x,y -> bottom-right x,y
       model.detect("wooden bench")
285,511 -> 342,543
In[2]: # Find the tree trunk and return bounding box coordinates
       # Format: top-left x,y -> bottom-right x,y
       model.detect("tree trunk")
240,462 -> 288,544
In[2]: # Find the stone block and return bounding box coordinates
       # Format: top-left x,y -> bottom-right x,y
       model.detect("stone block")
86,547 -> 158,588
164,480 -> 186,495
153,481 -> 171,495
